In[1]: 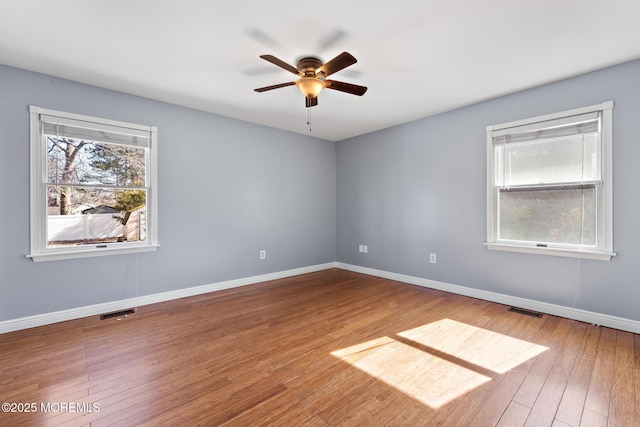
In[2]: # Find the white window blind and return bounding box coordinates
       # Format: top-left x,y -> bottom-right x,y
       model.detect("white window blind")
41,114 -> 150,148
493,112 -> 601,188
485,101 -> 614,261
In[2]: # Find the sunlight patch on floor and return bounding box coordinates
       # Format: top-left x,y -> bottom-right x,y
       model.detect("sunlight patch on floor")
397,318 -> 548,374
331,319 -> 548,408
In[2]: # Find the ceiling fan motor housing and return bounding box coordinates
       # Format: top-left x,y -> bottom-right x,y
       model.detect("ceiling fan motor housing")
297,57 -> 324,77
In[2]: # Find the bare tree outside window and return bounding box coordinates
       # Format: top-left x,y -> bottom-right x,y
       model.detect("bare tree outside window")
46,135 -> 147,247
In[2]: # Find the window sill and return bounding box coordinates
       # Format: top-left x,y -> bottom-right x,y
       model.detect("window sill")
27,244 -> 159,262
485,243 -> 615,261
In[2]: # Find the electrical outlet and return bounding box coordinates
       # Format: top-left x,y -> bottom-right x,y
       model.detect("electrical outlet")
359,245 -> 368,253
260,249 -> 266,260
429,253 -> 437,264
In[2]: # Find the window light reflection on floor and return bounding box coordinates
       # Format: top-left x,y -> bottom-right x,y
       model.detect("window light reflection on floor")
331,319 -> 548,408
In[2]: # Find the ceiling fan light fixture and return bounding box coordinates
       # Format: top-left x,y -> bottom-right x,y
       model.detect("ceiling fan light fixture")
255,52 -> 366,108
296,77 -> 325,98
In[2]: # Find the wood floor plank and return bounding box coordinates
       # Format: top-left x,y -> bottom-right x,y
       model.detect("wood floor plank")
497,400 -> 531,427
468,369 -> 528,427
583,326 -> 617,420
438,314 -> 559,426
465,308 -> 552,426
608,331 -> 636,426
137,377 -> 288,426
219,395 -> 310,427
523,322 -> 588,426
0,268 -> 637,426
635,368 -> 640,427
579,407 -> 608,427
512,316 -> 571,409
554,324 -> 601,426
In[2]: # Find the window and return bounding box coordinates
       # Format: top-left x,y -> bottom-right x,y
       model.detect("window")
29,106 -> 158,262
486,101 -> 614,260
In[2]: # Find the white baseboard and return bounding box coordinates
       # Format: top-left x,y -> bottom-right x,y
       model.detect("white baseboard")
336,263 -> 640,334
4,261 -> 639,335
0,262 -> 337,334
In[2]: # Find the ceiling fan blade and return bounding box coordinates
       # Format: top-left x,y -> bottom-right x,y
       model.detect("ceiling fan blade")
325,80 -> 368,96
254,82 -> 295,92
247,29 -> 283,49
316,29 -> 347,51
259,55 -> 300,75
317,52 -> 357,77
305,96 -> 318,108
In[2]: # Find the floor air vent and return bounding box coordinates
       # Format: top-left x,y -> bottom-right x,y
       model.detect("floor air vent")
100,308 -> 136,320
508,307 -> 543,318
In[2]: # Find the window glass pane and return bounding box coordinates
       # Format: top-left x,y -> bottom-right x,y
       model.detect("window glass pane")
500,133 -> 598,186
47,186 -> 147,247
498,186 -> 596,246
46,136 -> 146,187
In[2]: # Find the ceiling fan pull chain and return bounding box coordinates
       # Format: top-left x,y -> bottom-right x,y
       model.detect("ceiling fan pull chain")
307,108 -> 312,132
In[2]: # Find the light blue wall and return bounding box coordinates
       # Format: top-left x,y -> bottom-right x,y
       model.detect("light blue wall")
3,59 -> 640,326
0,65 -> 336,322
336,60 -> 640,322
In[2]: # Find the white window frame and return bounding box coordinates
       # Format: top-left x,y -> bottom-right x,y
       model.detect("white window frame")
485,101 -> 614,261
28,106 -> 159,262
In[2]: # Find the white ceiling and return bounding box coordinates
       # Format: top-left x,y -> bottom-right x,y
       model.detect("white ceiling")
2,0 -> 639,141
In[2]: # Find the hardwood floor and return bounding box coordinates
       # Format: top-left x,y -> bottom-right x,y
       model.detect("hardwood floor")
0,268 -> 638,426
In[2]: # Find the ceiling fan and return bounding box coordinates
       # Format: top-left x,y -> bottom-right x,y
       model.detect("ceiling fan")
254,51 -> 367,107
